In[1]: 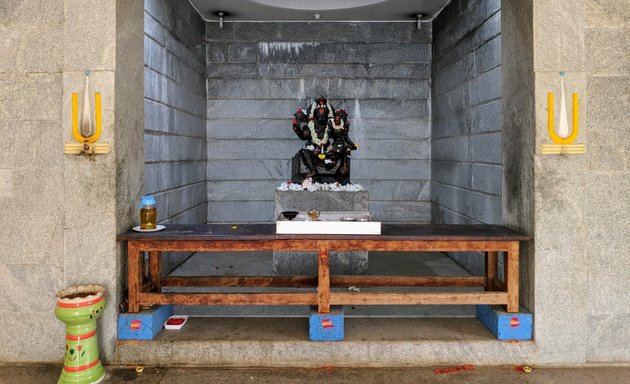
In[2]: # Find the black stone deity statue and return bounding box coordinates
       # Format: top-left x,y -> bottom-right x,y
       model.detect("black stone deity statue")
291,96 -> 358,185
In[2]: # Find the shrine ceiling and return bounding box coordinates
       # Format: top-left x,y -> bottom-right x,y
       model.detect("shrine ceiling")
189,0 -> 450,22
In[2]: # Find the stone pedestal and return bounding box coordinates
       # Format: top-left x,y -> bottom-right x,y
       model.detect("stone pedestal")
273,190 -> 369,275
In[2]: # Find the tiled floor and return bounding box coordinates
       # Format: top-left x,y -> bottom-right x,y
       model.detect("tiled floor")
4,364 -> 630,384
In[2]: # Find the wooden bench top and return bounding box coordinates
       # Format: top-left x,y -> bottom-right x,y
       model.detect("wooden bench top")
117,223 -> 529,242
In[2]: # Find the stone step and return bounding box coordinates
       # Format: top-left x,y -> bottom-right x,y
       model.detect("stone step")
115,317 -> 535,366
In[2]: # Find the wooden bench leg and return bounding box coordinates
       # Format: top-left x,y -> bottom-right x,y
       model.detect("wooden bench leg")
506,243 -> 519,313
485,251 -> 497,291
317,251 -> 331,314
127,242 -> 142,313
149,251 -> 162,292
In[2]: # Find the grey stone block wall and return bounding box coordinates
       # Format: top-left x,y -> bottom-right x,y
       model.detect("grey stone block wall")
580,3 -> 629,363
206,23 -> 432,223
431,0 -> 502,275
144,0 -> 207,273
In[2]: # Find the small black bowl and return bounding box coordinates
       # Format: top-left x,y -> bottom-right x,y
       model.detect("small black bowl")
281,211 -> 298,220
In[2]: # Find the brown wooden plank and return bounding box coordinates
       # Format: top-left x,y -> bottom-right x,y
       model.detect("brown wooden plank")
506,242 -> 520,312
324,240 -> 517,253
161,276 -> 318,287
137,292 -> 317,306
130,239 -> 324,252
318,251 -> 331,314
330,291 -> 508,305
333,276 -> 486,287
149,251 -> 161,291
485,251 -> 498,291
129,239 -> 517,253
136,291 -> 506,307
127,242 -> 141,313
160,275 -> 486,288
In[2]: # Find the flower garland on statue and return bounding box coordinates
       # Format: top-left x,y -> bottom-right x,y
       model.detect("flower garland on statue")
331,119 -> 345,132
306,99 -> 335,147
307,120 -> 328,146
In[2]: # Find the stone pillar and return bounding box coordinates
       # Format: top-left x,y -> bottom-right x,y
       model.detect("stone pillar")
0,0 -> 144,362
63,0 -> 145,362
502,0 -> 536,312
503,0 -> 630,365
273,190 -> 369,275
531,0 -> 590,364
113,0 -> 145,357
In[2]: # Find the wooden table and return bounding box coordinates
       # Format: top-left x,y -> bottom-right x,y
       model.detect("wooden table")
117,224 -> 528,314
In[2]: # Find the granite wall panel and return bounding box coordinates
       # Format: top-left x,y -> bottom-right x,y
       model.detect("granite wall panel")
144,0 -> 207,273
431,0 -> 503,274
583,4 -> 630,362
206,23 -> 432,223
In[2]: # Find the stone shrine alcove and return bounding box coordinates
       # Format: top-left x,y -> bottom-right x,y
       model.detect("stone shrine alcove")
142,0 -> 514,317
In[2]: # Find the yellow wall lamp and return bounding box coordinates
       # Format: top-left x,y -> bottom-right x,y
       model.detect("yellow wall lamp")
63,71 -> 110,160
541,71 -> 586,155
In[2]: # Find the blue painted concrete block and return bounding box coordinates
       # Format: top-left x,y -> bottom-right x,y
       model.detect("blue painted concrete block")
309,307 -> 344,341
118,305 -> 174,340
476,305 -> 533,340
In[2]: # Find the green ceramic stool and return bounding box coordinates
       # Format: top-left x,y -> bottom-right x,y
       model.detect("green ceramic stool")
55,285 -> 107,384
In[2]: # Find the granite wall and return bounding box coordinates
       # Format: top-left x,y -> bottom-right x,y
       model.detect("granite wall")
144,0 -> 207,272
501,0 -> 535,314
431,0 -> 502,275
205,23 -> 432,223
582,0 -> 630,362
501,0 -> 630,365
0,0 -> 144,362
0,1 -> 67,362
528,0 -> 630,364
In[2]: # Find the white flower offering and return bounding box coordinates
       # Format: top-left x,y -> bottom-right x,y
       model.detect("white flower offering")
277,181 -> 365,192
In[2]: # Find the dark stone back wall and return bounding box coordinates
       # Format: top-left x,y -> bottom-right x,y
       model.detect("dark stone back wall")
144,0 -> 207,272
431,0 -> 502,275
206,23 -> 432,223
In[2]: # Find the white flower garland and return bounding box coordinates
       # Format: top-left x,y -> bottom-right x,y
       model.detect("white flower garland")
332,119 -> 345,132
306,98 -> 335,147
307,120 -> 328,146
